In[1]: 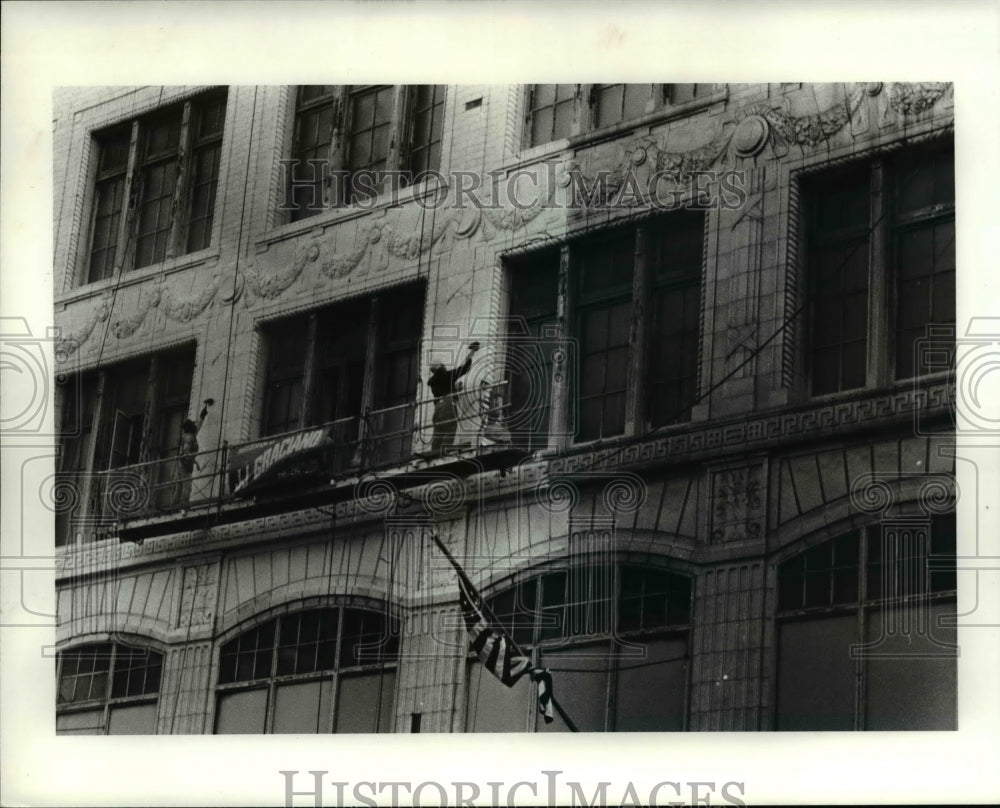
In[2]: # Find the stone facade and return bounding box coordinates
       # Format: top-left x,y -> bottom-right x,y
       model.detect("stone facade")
53,83 -> 957,733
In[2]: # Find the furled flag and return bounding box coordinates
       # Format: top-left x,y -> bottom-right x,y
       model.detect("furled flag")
432,534 -> 555,724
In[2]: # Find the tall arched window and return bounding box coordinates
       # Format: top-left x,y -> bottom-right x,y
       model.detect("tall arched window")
56,641 -> 163,734
466,563 -> 692,732
214,605 -> 399,734
774,513 -> 956,730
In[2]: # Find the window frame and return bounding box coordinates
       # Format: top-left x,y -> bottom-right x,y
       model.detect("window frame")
285,85 -> 447,222
257,283 -> 425,464
56,641 -> 163,735
522,84 -> 716,149
56,345 -> 197,546
82,88 -> 228,286
468,562 -> 693,732
800,136 -> 956,399
213,605 -> 400,734
772,513 -> 957,731
504,212 -> 705,450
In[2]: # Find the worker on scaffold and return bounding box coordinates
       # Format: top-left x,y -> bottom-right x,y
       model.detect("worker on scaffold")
427,342 -> 479,456
173,398 -> 213,511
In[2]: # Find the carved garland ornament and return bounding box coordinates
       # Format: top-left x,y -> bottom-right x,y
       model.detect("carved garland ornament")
62,82 -> 952,340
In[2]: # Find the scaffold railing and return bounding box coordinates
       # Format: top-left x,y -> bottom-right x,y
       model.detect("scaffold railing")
76,378 -> 517,529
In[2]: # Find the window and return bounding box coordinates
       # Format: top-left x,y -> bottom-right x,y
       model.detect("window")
576,230 -> 634,441
56,642 -> 162,734
524,84 -> 715,147
259,283 -> 423,467
86,89 -> 227,284
774,513 -> 957,730
286,85 -> 446,220
466,564 -> 692,732
56,347 -> 196,545
505,211 -> 704,446
803,139 -> 955,396
214,606 -> 399,733
647,210 -> 703,426
505,248 -> 559,450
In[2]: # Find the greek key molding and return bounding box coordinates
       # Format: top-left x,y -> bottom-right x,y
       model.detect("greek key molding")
548,381 -> 952,476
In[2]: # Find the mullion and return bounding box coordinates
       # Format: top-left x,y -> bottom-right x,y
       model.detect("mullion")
409,85 -> 444,175
893,213 -> 954,379
186,97 -> 223,252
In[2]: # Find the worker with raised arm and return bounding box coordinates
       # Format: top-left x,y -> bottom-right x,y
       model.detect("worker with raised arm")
427,342 -> 479,455
173,398 -> 213,510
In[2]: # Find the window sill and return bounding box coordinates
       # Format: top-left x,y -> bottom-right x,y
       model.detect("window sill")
568,88 -> 729,151
255,175 -> 447,253
509,88 -> 729,170
567,415 -> 698,454
777,590 -> 956,620
56,247 -> 222,309
805,371 -> 953,408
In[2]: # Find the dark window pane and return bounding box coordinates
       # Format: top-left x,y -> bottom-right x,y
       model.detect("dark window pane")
898,227 -> 933,280
215,689 -> 267,734
534,84 -> 555,107
622,84 -> 651,120
538,643 -> 610,732
276,645 -> 297,676
528,84 -> 576,146
896,144 -> 954,214
618,594 -> 643,632
273,680 -> 331,734
803,570 -> 830,608
894,217 -> 955,380
614,636 -> 687,730
864,603 -> 956,729
665,575 -> 693,624
466,662 -> 531,732
776,614 -> 857,730
530,107 -> 554,147
840,340 -> 868,389
553,97 -> 574,141
595,84 -> 625,127
335,671 -> 396,733
88,671 -> 108,701
107,703 -> 158,735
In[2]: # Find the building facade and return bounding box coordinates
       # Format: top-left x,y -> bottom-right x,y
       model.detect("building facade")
52,82 -> 957,734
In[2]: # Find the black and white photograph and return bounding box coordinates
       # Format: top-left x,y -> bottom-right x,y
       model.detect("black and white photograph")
2,3 -> 999,806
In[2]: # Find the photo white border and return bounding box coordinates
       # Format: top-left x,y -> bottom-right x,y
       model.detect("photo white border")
2,1 -> 998,805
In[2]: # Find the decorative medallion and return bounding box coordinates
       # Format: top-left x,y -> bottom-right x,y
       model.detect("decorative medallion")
732,114 -> 769,157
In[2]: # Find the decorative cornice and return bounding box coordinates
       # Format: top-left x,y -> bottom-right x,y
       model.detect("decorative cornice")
754,84 -> 866,150
57,297 -> 111,357
547,380 -> 953,475
57,270 -> 227,354
160,276 -> 223,321
244,240 -> 319,299
564,83 -> 952,208
887,82 -> 951,116
111,288 -> 161,339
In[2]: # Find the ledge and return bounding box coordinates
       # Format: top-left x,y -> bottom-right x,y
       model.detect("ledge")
546,378 -> 954,476
502,88 -> 730,174
55,247 -> 222,309
253,176 -> 447,254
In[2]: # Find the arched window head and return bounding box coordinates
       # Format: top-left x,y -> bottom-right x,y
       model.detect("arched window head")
774,513 -> 956,731
468,563 -> 693,733
215,605 -> 399,734
56,641 -> 162,735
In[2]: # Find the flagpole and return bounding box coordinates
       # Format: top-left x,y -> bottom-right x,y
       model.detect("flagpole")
430,533 -> 580,733
549,694 -> 579,733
